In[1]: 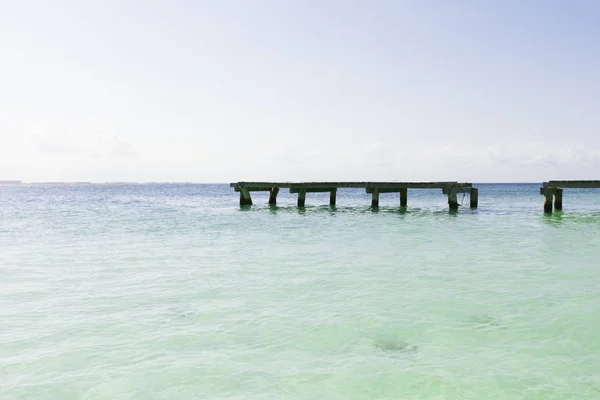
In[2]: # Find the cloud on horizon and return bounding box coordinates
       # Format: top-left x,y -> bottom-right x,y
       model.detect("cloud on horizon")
33,120 -> 137,159
357,141 -> 600,168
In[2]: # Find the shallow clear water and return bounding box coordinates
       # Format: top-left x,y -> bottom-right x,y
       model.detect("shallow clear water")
1,183 -> 600,399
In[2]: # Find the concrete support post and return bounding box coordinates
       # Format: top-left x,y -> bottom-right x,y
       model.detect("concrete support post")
400,188 -> 408,207
470,188 -> 479,209
543,188 -> 554,213
240,188 -> 252,206
554,188 -> 563,211
448,188 -> 459,210
268,187 -> 279,205
297,189 -> 306,207
371,188 -> 379,208
329,189 -> 337,206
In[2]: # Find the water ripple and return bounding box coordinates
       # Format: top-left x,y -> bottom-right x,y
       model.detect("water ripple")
2,184 -> 600,398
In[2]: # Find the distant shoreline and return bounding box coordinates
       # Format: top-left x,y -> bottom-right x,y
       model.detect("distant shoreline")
0,181 -> 587,185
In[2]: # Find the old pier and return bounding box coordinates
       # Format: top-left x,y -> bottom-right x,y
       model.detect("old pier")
230,182 -> 477,210
541,180 -> 600,213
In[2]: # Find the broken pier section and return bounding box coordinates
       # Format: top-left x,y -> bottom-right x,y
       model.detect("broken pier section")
541,180 -> 600,213
231,182 -> 477,210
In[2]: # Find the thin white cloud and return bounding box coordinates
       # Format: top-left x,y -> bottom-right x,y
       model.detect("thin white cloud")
486,143 -> 598,167
38,130 -> 83,154
33,120 -> 137,159
92,134 -> 137,158
361,141 -> 405,168
271,140 -> 321,164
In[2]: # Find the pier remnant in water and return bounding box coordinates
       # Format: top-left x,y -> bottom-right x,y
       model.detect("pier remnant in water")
231,182 -> 475,211
441,185 -> 472,210
400,188 -> 408,207
540,180 -> 600,213
470,188 -> 479,208
268,188 -> 279,205
553,188 -> 563,211
239,187 -> 252,206
371,188 -> 379,208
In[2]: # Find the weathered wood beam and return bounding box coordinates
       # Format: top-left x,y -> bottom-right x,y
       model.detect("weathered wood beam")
290,188 -> 336,193
367,185 -> 471,194
233,187 -> 274,192
369,182 -> 469,189
366,188 -> 404,193
232,181 -> 469,190
544,180 -> 600,189
442,186 -> 472,195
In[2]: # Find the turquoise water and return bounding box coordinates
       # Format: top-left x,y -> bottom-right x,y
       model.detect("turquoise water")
1,184 -> 600,399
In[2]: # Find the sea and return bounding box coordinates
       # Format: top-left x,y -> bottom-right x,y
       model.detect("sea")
1,183 -> 600,399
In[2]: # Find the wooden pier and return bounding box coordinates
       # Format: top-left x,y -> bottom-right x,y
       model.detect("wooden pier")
541,180 -> 600,213
230,182 -> 477,210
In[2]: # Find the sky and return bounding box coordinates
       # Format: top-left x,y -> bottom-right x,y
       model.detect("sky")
1,0 -> 600,183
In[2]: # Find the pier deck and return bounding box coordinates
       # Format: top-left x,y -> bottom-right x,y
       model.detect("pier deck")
230,181 -> 477,210
541,180 -> 600,213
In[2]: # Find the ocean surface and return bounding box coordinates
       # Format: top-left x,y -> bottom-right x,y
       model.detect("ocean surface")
1,183 -> 600,399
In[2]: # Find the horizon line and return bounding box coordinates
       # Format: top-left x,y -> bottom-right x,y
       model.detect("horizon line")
0,180 -> 576,185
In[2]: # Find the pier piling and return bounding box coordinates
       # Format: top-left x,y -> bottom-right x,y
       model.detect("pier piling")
329,189 -> 337,206
553,188 -> 563,211
543,188 -> 554,213
470,188 -> 479,208
400,188 -> 408,207
298,189 -> 306,207
268,188 -> 279,205
448,188 -> 459,210
240,188 -> 252,206
371,189 -> 380,208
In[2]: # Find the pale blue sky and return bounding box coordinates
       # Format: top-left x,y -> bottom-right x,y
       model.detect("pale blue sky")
1,0 -> 599,182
